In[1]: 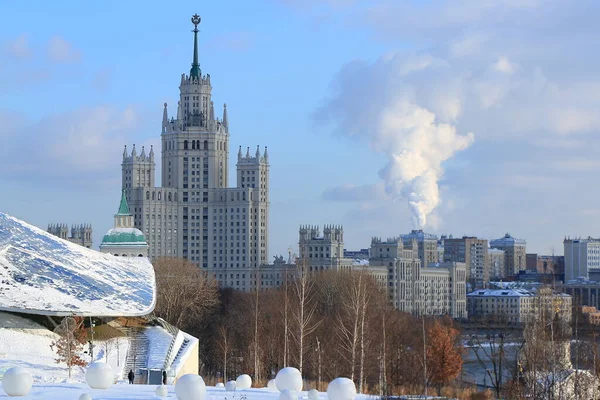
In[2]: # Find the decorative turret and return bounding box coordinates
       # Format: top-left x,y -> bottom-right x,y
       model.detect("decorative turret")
210,101 -> 215,121
149,145 -> 154,161
264,146 -> 268,161
123,145 -> 127,161
131,144 -> 137,157
190,14 -> 201,80
162,103 -> 168,133
246,146 -> 250,158
222,103 -> 228,130
255,145 -> 260,159
238,146 -> 242,161
140,146 -> 146,158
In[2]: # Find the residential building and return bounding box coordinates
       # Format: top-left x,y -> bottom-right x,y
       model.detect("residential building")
401,230 -> 439,267
467,288 -> 572,324
370,236 -> 467,319
121,15 -> 269,290
488,248 -> 506,280
298,225 -> 353,272
490,233 -> 527,276
527,253 -> 565,276
47,223 -> 93,248
100,191 -> 149,257
564,237 -> 600,281
443,236 -> 489,288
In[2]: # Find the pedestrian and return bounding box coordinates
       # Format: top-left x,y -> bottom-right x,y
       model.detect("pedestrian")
162,370 -> 167,385
128,369 -> 134,384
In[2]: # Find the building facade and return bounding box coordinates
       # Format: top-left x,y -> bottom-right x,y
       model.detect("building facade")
443,236 -> 489,288
100,191 -> 149,257
298,225 -> 353,272
564,237 -> 600,281
467,288 -> 572,324
401,230 -> 439,267
121,15 -> 269,290
47,223 -> 93,248
370,236 -> 467,319
488,248 -> 506,280
490,233 -> 527,276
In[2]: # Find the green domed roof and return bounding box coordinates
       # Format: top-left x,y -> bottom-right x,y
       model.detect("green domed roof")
101,228 -> 147,246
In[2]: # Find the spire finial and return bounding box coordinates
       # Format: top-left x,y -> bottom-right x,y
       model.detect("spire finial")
190,14 -> 201,80
222,103 -> 228,130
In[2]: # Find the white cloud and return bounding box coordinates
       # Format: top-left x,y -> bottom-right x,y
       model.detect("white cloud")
3,34 -> 31,59
493,56 -> 518,74
47,36 -> 81,63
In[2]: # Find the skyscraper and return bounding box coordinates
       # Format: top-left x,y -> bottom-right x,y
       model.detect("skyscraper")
121,14 -> 269,290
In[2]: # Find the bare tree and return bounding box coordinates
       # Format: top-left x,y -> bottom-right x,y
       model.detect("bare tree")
153,257 -> 220,332
291,258 -> 320,375
217,324 -> 231,382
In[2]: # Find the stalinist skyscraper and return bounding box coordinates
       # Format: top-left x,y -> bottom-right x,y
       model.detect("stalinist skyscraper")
121,14 -> 270,290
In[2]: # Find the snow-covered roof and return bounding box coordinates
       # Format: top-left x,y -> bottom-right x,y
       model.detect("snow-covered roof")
352,259 -> 369,266
0,212 -> 156,316
401,230 -> 439,241
100,227 -> 148,247
467,288 -> 535,297
490,233 -> 526,246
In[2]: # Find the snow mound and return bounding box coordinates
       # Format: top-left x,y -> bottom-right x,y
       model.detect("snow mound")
276,367 -> 302,392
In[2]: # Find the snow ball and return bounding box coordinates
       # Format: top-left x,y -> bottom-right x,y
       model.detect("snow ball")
327,377 -> 356,400
225,380 -> 237,391
85,362 -> 113,390
267,379 -> 277,390
236,374 -> 252,389
307,388 -> 319,400
78,394 -> 93,400
155,385 -> 168,397
175,374 -> 206,400
279,389 -> 298,400
1,367 -> 33,397
215,382 -> 224,388
275,367 -> 303,392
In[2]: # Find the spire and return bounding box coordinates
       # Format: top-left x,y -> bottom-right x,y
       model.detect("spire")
140,146 -> 146,158
131,144 -> 137,157
177,101 -> 183,121
222,103 -> 228,130
210,101 -> 215,121
256,145 -> 260,159
123,145 -> 127,160
190,14 -> 201,80
162,102 -> 168,132
246,147 -> 250,158
149,145 -> 154,160
117,190 -> 131,215
238,146 -> 242,161
264,146 -> 268,161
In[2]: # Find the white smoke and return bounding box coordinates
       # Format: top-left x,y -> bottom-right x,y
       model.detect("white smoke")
376,101 -> 474,228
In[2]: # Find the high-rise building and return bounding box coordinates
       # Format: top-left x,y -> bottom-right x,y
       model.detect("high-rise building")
121,15 -> 269,290
490,233 -> 527,276
488,248 -> 506,280
401,230 -> 439,267
47,223 -> 93,248
298,225 -> 352,272
564,237 -> 600,281
370,236 -> 467,319
100,191 -> 149,257
443,236 -> 489,288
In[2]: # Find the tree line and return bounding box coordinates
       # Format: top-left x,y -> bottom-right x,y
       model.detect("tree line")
152,257 -> 464,396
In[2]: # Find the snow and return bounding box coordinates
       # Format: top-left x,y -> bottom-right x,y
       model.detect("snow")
0,384 -> 376,399
144,326 -> 172,370
0,312 -> 127,384
0,212 -> 156,316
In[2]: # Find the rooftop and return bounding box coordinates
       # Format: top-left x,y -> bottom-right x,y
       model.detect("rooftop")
490,233 -> 527,246
401,230 -> 439,241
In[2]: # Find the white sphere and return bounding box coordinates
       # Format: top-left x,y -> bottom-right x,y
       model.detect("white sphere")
175,374 -> 206,400
279,389 -> 298,400
215,382 -> 224,388
79,394 -> 92,400
307,388 -> 319,400
85,362 -> 113,390
2,367 -> 33,397
267,379 -> 277,390
236,374 -> 252,389
225,380 -> 236,391
155,385 -> 168,397
275,367 -> 303,392
327,377 -> 356,400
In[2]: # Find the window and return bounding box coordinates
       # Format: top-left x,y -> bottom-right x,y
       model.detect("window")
184,140 -> 188,150
204,140 -> 208,150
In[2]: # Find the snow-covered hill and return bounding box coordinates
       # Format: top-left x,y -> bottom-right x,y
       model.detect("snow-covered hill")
0,212 -> 155,316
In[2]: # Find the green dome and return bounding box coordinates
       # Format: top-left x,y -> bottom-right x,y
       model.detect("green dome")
101,228 -> 147,246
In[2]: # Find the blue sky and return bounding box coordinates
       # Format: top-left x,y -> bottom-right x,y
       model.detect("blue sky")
2,0 -> 600,257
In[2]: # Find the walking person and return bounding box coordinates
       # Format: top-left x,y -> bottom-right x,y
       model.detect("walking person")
162,370 -> 167,385
128,369 -> 134,384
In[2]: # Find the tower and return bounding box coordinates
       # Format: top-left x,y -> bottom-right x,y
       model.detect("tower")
100,190 -> 148,257
120,15 -> 270,291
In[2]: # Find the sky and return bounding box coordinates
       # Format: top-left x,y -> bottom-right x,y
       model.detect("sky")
1,0 -> 599,257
